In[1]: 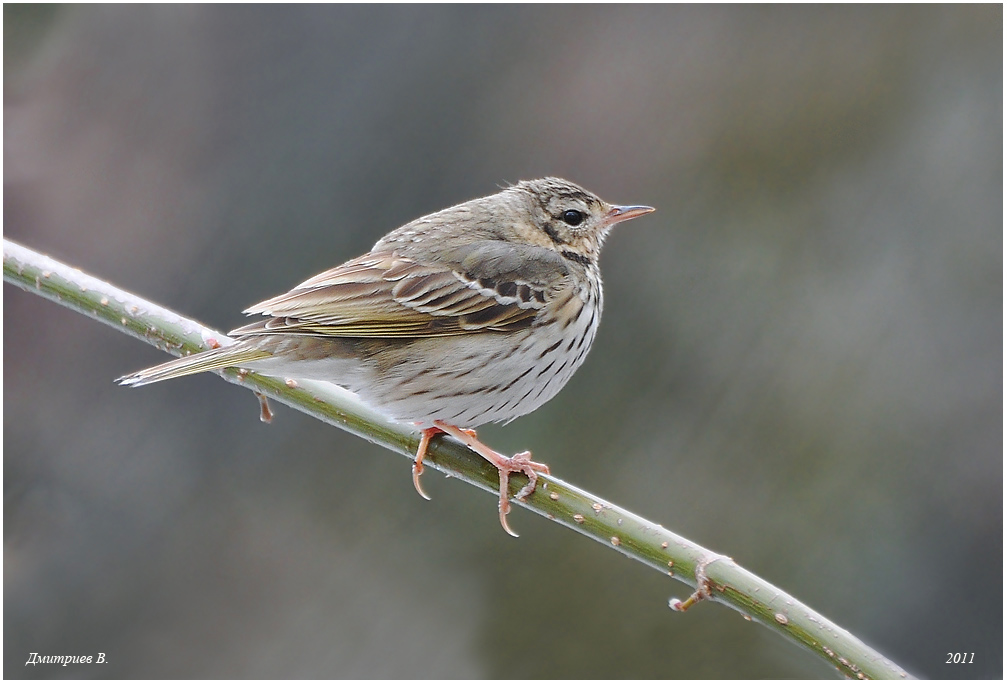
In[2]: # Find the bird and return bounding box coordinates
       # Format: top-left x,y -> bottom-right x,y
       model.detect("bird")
118,178 -> 654,535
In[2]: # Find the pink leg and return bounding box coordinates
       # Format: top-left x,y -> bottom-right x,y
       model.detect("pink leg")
433,421 -> 550,537
412,426 -> 483,501
412,427 -> 442,501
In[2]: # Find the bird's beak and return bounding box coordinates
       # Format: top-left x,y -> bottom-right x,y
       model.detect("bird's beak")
605,204 -> 655,226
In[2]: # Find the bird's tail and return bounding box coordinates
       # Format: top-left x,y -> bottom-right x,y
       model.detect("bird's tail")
117,345 -> 272,387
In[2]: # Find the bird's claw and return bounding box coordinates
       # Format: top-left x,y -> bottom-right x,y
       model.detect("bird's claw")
494,450 -> 550,537
411,427 -> 442,501
432,421 -> 550,536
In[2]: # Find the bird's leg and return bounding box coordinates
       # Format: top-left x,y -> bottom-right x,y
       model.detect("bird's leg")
412,426 -> 442,501
433,421 -> 550,537
412,425 -> 481,501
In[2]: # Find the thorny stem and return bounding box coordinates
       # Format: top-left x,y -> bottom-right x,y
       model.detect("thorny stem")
3,239 -> 913,680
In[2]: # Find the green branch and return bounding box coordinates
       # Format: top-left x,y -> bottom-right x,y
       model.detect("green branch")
3,238 -> 913,680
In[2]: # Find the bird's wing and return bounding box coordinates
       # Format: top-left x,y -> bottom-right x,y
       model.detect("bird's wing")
231,244 -> 567,339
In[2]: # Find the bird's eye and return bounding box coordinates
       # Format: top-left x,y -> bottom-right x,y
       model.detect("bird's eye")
562,209 -> 585,226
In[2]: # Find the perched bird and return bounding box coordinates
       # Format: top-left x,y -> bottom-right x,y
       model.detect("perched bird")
119,178 -> 654,535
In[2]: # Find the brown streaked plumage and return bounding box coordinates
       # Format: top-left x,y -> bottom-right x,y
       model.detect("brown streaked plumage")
118,178 -> 654,535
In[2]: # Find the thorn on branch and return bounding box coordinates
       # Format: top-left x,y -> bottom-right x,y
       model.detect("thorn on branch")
256,392 -> 274,423
669,553 -> 730,612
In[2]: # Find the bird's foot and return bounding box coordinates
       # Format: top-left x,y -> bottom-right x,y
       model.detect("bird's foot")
411,427 -> 440,501
433,421 -> 549,537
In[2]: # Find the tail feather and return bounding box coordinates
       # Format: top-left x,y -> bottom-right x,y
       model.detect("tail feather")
117,345 -> 272,387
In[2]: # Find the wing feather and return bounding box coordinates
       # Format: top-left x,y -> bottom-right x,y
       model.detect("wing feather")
231,250 -> 555,339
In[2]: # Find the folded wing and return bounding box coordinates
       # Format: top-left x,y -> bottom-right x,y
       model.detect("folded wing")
232,247 -> 561,339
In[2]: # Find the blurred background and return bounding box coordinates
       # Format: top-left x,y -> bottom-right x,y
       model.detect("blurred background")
4,5 -> 1001,678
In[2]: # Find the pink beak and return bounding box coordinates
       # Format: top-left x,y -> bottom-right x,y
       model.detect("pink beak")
605,204 -> 655,226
